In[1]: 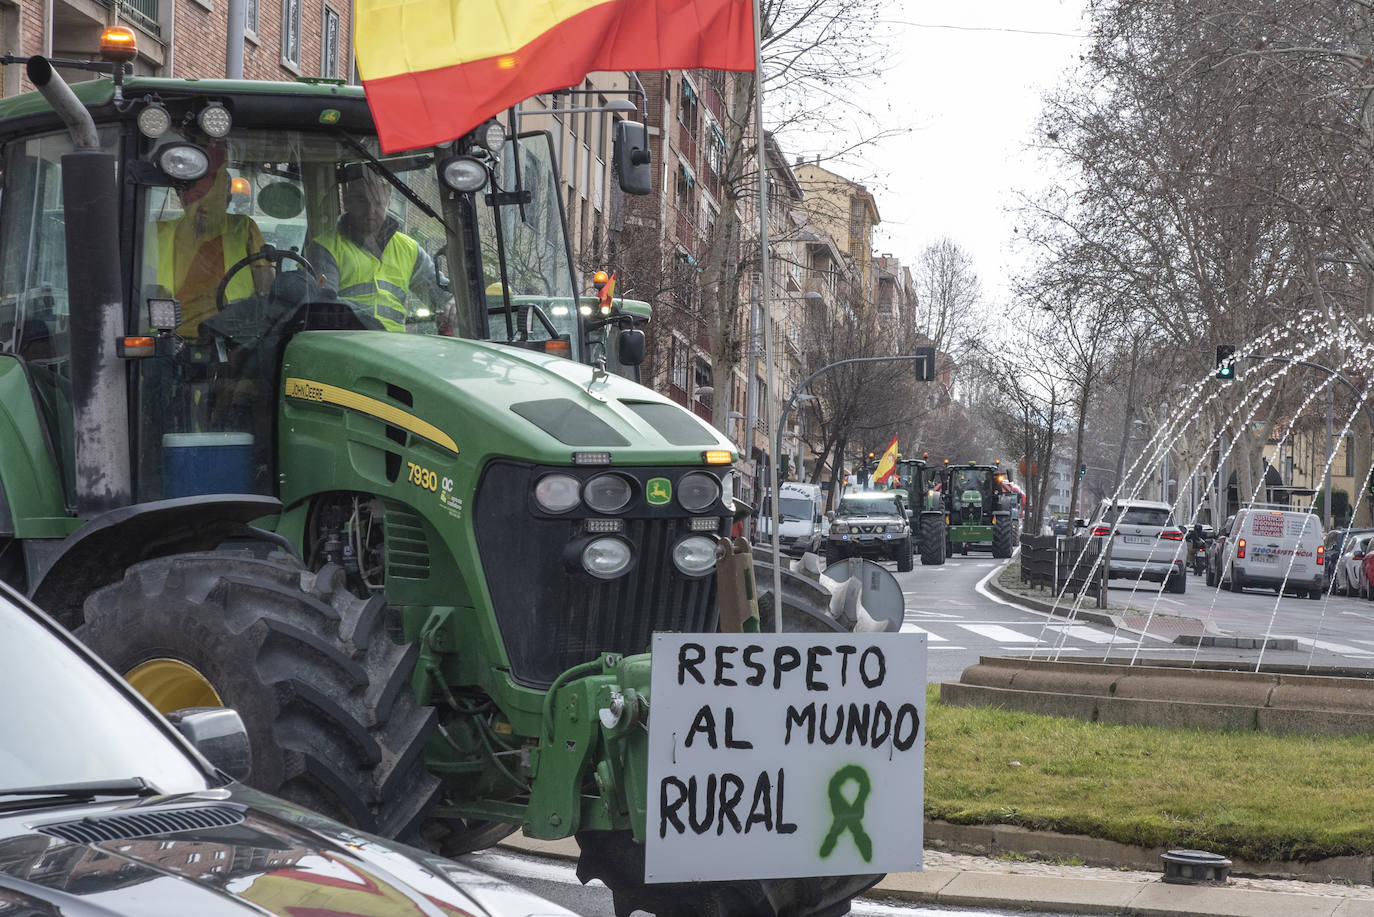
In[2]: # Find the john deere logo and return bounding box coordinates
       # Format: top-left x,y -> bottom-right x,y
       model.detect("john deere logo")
647,478 -> 672,505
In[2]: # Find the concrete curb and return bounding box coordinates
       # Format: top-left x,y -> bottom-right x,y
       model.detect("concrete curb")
985,576 -> 1124,628
497,830 -> 1374,916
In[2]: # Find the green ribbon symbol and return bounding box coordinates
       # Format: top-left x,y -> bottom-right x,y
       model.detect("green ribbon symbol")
818,765 -> 873,862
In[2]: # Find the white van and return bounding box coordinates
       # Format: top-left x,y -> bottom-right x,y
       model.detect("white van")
756,481 -> 827,555
1207,505 -> 1325,598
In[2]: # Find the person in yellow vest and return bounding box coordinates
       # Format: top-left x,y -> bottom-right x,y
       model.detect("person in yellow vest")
305,170 -> 448,332
155,151 -> 273,338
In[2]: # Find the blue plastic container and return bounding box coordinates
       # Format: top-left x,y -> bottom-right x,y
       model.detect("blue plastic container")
162,432 -> 254,498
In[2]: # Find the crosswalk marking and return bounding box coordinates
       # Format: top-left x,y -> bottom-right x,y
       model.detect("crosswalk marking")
1043,624 -> 1135,645
958,623 -> 1039,643
1289,636 -> 1374,657
899,624 -> 946,641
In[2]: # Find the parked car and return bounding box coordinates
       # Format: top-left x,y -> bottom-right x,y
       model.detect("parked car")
1086,498 -> 1187,593
825,490 -> 914,571
1207,506 -> 1325,598
0,580 -> 574,917
1323,528 -> 1374,592
1362,547 -> 1374,600
1332,532 -> 1374,596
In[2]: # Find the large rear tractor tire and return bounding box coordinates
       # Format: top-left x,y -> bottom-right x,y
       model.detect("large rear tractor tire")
919,515 -> 945,566
78,551 -> 441,841
992,517 -> 1015,559
576,828 -> 882,917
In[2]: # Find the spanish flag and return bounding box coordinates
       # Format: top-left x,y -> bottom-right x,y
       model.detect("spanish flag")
355,0 -> 757,153
873,436 -> 900,485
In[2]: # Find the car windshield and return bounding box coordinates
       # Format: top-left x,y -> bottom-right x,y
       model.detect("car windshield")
0,591 -> 208,794
837,495 -> 900,517
1102,505 -> 1171,526
950,470 -> 986,492
779,497 -> 813,520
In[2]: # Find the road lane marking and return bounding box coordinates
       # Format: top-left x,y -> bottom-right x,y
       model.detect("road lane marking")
899,624 -> 947,641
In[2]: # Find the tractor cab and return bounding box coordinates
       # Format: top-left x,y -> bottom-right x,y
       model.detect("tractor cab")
939,461 -> 1018,558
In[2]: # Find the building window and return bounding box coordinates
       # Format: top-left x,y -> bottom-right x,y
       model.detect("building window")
675,162 -> 695,212
1345,434 -> 1354,477
245,0 -> 259,36
321,5 -> 341,78
281,0 -> 302,67
670,336 -> 690,391
677,78 -> 699,134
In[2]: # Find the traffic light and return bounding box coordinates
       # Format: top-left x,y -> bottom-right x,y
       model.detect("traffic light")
1215,345 -> 1236,380
914,345 -> 936,383
1078,463 -> 1086,480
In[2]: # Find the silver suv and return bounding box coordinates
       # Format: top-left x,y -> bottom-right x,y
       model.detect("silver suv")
1087,498 -> 1187,593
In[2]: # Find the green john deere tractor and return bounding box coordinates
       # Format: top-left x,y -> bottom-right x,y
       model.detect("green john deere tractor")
939,461 -> 1018,558
0,47 -> 878,916
895,456 -> 946,565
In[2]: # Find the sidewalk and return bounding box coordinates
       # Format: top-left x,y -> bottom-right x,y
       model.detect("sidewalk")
499,833 -> 1374,915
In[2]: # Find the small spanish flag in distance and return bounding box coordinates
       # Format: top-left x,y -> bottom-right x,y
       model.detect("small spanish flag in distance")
355,0 -> 757,153
873,436 -> 900,485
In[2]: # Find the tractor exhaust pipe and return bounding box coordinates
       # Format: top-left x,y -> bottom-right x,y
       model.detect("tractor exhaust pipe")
28,56 -> 132,514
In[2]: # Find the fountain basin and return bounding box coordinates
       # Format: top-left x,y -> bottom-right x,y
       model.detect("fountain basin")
941,656 -> 1374,736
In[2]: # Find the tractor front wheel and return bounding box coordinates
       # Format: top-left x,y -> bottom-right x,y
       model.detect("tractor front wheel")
919,515 -> 946,566
992,517 -> 1015,559
79,551 -> 441,841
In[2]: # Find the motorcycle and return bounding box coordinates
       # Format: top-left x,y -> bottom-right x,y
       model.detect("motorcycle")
1189,537 -> 1211,575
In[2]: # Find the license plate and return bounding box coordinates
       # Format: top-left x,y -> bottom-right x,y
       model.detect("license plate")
1122,535 -> 1151,544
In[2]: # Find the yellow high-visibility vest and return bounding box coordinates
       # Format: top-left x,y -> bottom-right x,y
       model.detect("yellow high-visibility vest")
313,229 -> 419,331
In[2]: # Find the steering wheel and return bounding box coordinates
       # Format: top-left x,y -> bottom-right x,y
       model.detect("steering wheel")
215,244 -> 316,313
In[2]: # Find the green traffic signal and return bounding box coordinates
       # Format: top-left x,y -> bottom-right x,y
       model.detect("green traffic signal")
1215,344 -> 1236,380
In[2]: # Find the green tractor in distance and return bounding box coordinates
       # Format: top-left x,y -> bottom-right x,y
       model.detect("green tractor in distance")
0,43 -> 878,917
895,456 -> 947,566
938,461 -> 1018,558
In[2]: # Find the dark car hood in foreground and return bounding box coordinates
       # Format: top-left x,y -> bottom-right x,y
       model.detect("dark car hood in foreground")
0,784 -> 564,917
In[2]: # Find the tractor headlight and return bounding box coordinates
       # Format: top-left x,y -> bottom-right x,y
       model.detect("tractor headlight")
475,118 -> 506,154
584,473 -> 633,513
582,537 -> 634,579
440,155 -> 488,192
197,102 -> 232,138
137,102 -> 171,138
678,472 -> 720,512
672,535 -> 718,577
720,470 -> 734,501
534,474 -> 581,513
156,143 -> 210,181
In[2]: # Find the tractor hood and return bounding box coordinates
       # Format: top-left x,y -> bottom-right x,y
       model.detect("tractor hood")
0,784 -> 571,916
281,332 -> 736,466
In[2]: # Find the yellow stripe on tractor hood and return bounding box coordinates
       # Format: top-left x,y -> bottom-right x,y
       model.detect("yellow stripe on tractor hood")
284,377 -> 459,454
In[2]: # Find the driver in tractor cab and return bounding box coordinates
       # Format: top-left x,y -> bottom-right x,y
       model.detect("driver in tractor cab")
154,145 -> 274,338
306,169 -> 452,333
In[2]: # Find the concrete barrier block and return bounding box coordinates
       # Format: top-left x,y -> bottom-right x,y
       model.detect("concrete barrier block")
1257,707 -> 1374,737
1111,667 -> 1277,706
939,683 -> 1101,721
1095,696 -> 1260,732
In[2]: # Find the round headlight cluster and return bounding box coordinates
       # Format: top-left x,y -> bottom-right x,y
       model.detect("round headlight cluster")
672,535 -> 718,576
583,537 -> 633,579
535,474 -> 581,513
678,472 -> 720,512
197,102 -> 232,138
585,474 -> 633,513
137,103 -> 171,138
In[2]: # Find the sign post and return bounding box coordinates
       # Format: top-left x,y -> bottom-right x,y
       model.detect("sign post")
645,633 -> 926,883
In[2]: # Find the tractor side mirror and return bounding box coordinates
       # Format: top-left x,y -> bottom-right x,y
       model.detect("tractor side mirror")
617,328 -> 645,366
613,121 -> 652,195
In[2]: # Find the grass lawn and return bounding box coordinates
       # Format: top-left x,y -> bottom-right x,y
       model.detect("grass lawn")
924,684 -> 1374,863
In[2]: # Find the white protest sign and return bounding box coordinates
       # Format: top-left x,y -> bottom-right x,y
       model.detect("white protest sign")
644,632 -> 926,883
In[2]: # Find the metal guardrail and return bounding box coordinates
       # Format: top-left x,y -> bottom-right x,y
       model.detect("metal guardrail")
1020,534 -> 1108,608
95,0 -> 161,38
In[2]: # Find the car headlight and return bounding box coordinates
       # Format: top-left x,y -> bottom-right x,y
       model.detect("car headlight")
678,472 -> 720,512
874,525 -> 887,534
672,535 -> 718,576
582,537 -> 634,578
832,523 -> 849,535
534,474 -> 581,513
584,473 -> 633,513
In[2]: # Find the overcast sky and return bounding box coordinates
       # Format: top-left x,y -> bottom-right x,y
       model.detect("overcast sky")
784,1 -> 1091,305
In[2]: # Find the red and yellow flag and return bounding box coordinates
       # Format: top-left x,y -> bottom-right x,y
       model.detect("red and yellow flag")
873,436 -> 900,485
597,271 -> 617,310
355,0 -> 757,153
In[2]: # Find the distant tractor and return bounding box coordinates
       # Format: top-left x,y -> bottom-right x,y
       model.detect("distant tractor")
939,461 -> 1019,558
896,456 -> 947,565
